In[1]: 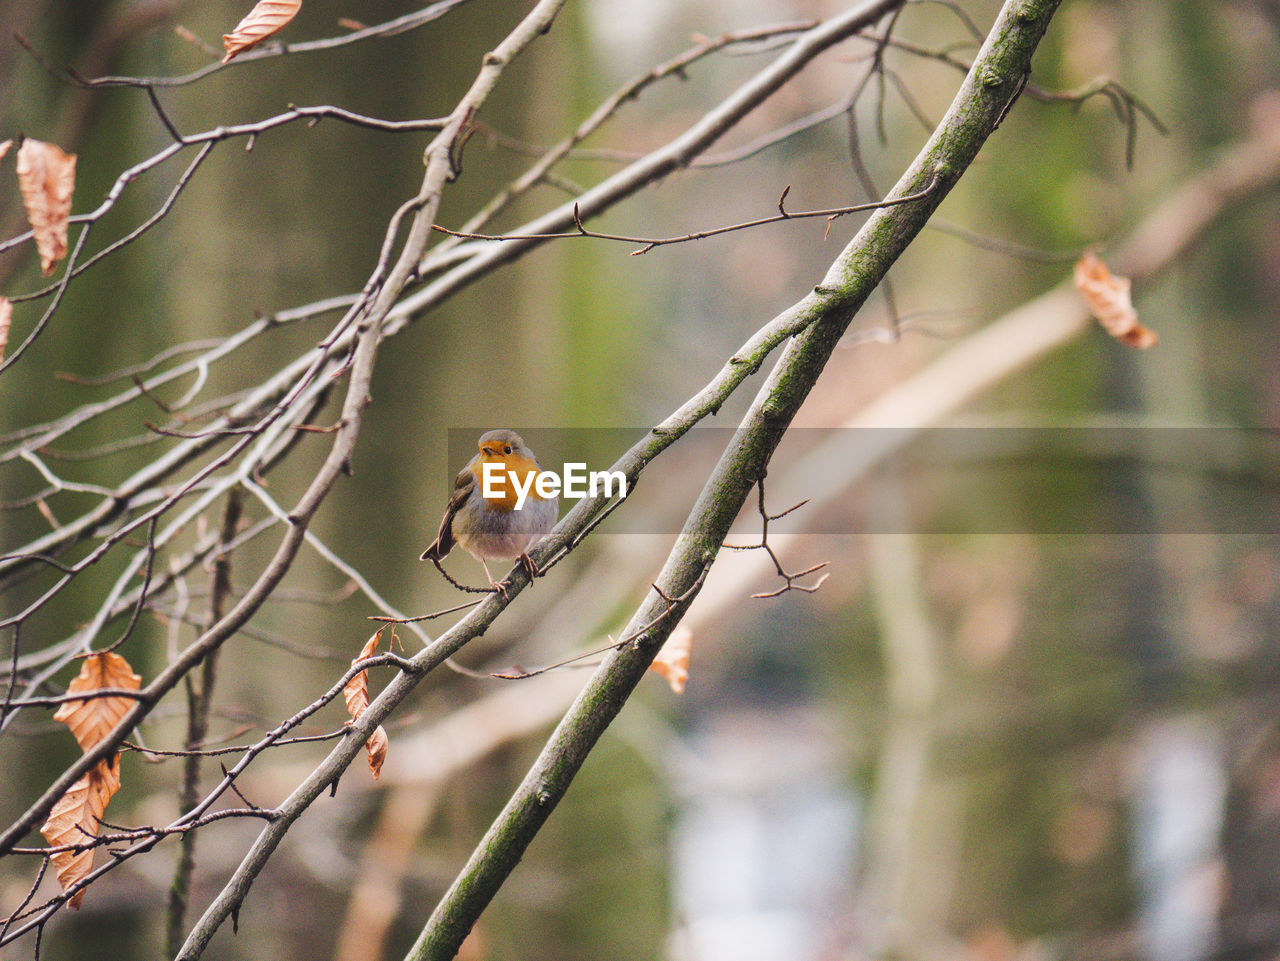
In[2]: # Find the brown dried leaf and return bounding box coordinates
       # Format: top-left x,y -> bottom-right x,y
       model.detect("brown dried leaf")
343,630 -> 379,717
222,0 -> 302,62
15,139 -> 76,276
649,624 -> 692,694
53,652 -> 142,754
0,296 -> 10,363
40,756 -> 121,908
344,630 -> 389,779
1074,250 -> 1158,349
363,726 -> 389,779
39,652 -> 139,906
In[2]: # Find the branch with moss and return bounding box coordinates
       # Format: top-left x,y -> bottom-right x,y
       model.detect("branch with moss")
405,0 -> 1062,957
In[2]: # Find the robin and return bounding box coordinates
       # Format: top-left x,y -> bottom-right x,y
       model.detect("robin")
421,429 -> 558,592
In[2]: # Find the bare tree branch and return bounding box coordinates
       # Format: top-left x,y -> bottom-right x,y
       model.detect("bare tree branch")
167,488 -> 241,956
404,1 -> 1061,957
4,0 -> 1255,952
60,0 -> 474,88
430,178 -> 940,254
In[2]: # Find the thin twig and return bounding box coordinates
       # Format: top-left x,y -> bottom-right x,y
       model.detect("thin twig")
432,179 -> 940,255
723,478 -> 830,597
369,598 -> 484,623
62,0 -> 475,88
489,576 -> 707,680
167,489 -> 241,956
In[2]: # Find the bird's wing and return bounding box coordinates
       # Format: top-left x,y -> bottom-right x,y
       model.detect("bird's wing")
420,466 -> 476,561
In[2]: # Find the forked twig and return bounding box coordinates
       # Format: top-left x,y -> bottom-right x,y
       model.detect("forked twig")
724,476 -> 830,598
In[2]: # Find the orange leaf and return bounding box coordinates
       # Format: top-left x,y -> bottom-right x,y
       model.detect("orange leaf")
0,296 -> 10,363
649,624 -> 692,694
222,0 -> 302,62
363,727 -> 389,779
343,630 -> 379,718
1074,251 -> 1157,349
40,756 -> 121,908
40,652 -> 139,906
344,631 -> 389,779
15,138 -> 76,276
53,652 -> 142,754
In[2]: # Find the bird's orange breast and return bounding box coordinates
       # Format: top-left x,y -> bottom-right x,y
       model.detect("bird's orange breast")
471,452 -> 546,512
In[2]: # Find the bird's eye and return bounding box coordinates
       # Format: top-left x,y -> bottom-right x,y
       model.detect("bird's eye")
503,445 -> 512,454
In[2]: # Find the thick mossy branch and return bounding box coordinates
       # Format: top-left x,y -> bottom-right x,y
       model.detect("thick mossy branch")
405,1 -> 1062,959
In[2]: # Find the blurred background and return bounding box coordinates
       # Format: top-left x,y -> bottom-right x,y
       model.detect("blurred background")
2,0 -> 1280,959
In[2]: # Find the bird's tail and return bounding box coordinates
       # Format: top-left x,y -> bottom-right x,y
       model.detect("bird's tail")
420,536 -> 450,562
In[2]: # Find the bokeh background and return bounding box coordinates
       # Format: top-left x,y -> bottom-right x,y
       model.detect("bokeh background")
2,0 -> 1280,959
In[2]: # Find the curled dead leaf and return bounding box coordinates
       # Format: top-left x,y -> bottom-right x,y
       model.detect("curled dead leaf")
363,727 -> 389,779
54,652 -> 142,753
649,624 -> 692,694
222,0 -> 302,62
0,296 -> 10,363
16,138 -> 77,276
1074,250 -> 1158,348
344,630 -> 389,779
40,757 -> 121,908
343,630 -> 379,718
41,653 -> 138,907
